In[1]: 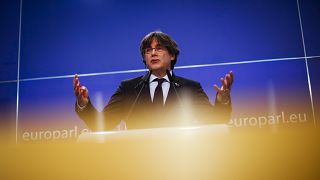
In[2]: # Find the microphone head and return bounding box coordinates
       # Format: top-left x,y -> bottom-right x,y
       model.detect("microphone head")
143,70 -> 152,83
166,69 -> 173,81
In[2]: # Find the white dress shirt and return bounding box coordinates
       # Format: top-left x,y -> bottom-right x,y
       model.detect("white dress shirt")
149,73 -> 171,105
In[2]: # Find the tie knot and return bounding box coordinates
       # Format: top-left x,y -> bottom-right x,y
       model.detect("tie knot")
155,78 -> 165,85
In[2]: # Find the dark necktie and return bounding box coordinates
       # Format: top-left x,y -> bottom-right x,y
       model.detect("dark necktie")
153,78 -> 165,107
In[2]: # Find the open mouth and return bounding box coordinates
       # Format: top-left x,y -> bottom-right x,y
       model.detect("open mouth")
151,59 -> 160,64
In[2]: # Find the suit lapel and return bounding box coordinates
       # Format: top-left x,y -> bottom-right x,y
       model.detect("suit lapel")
141,83 -> 152,105
164,74 -> 181,108
134,72 -> 152,106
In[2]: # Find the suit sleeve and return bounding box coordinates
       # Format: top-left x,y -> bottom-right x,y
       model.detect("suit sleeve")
101,81 -> 129,130
75,81 -> 128,131
192,82 -> 232,124
75,98 -> 99,131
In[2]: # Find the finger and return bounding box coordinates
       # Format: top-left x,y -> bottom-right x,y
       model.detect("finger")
73,77 -> 77,90
74,81 -> 80,96
220,77 -> 227,90
74,75 -> 81,94
229,71 -> 234,84
214,84 -> 222,93
74,88 -> 79,96
74,82 -> 79,96
73,74 -> 78,88
226,74 -> 231,83
227,71 -> 234,90
79,87 -> 84,99
224,78 -> 228,90
74,80 -> 80,93
80,86 -> 87,97
226,74 -> 232,89
75,77 -> 81,91
82,86 -> 89,98
77,85 -> 82,97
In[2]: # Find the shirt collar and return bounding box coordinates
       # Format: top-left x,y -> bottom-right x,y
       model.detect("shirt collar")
149,70 -> 172,83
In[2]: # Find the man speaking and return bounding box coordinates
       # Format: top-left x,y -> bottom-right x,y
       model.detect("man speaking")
73,31 -> 234,131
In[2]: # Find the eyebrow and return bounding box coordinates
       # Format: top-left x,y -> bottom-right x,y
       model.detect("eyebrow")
146,44 -> 163,49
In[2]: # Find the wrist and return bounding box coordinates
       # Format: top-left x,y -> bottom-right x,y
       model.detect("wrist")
77,98 -> 88,109
217,90 -> 230,105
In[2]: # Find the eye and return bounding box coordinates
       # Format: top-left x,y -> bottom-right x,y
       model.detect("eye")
145,48 -> 152,53
156,46 -> 164,51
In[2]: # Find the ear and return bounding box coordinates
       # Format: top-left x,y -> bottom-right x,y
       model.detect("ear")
170,55 -> 175,61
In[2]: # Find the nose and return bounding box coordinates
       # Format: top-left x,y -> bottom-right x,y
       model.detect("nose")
151,48 -> 156,56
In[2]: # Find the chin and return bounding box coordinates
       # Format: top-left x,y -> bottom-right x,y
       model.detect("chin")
149,65 -> 162,71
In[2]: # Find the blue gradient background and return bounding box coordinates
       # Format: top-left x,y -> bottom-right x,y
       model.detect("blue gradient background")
0,0 -> 319,141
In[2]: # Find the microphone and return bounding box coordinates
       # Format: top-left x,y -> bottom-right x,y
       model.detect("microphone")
125,70 -> 152,122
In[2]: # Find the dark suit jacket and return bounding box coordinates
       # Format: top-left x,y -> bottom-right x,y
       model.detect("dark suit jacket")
76,72 -> 231,131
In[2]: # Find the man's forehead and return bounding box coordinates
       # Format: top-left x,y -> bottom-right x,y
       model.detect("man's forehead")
149,38 -> 163,47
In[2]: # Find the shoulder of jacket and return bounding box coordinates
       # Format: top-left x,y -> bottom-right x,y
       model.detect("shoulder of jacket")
119,75 -> 144,87
174,75 -> 201,86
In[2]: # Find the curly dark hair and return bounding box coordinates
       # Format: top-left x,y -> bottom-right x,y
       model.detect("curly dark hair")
140,31 -> 180,70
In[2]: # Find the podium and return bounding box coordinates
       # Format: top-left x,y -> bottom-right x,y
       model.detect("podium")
75,124 -> 319,179
77,124 -> 230,143
2,124 -> 318,179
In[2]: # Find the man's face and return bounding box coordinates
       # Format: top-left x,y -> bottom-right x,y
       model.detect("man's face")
144,39 -> 175,73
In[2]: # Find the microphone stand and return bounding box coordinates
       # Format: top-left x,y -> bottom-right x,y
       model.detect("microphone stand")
166,69 -> 183,109
125,70 -> 152,122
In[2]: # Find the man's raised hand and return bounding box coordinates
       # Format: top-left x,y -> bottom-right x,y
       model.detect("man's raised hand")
73,74 -> 89,107
214,71 -> 234,104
